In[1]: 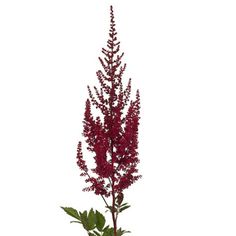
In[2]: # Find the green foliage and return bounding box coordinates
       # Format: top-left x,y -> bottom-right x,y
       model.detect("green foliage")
96,210 -> 106,231
60,207 -> 81,222
79,210 -> 86,229
88,233 -> 96,236
61,207 -> 131,236
117,228 -> 131,236
101,227 -> 130,236
93,230 -> 102,236
88,209 -> 96,230
102,227 -> 114,236
79,209 -> 98,231
106,202 -> 131,214
119,203 -> 131,213
61,207 -> 109,235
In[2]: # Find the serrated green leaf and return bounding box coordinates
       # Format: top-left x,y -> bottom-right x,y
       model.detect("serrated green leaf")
117,228 -> 122,236
102,227 -> 114,236
61,207 -> 81,221
80,210 -> 90,230
95,210 -> 106,231
117,228 -> 131,236
88,208 -> 96,230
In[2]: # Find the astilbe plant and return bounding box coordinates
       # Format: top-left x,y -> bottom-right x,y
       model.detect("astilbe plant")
61,6 -> 141,236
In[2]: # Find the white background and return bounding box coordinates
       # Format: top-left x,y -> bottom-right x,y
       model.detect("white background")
0,0 -> 236,235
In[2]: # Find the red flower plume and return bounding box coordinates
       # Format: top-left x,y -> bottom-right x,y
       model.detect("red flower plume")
76,6 -> 141,198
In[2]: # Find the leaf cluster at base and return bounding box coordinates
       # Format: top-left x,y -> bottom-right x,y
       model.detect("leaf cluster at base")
61,207 -> 130,236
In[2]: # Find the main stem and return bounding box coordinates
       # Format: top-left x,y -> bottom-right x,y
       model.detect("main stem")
109,30 -> 117,236
111,179 -> 117,236
110,115 -> 117,236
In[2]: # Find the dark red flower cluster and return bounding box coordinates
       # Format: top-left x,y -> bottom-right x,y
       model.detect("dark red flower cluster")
76,6 -> 141,198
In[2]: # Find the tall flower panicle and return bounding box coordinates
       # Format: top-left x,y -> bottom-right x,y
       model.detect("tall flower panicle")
76,6 -> 141,198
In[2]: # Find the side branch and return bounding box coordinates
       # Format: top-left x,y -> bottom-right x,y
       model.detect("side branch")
87,86 -> 108,114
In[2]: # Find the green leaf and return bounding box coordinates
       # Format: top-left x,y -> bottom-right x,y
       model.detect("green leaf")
120,203 -> 129,207
88,233 -> 96,236
88,208 -> 96,230
61,207 -> 81,221
117,228 -> 131,236
102,227 -> 114,236
93,230 -> 101,236
102,225 -> 109,232
80,210 -> 90,230
95,210 -> 106,231
119,205 -> 130,213
117,229 -> 122,236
